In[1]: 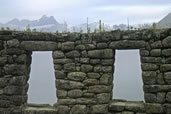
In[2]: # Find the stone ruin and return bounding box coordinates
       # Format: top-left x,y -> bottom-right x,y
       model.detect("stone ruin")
0,29 -> 171,114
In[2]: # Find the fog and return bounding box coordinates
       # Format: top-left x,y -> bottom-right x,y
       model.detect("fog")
28,50 -> 144,105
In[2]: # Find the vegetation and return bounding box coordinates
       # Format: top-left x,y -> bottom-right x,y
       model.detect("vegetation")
26,24 -> 31,32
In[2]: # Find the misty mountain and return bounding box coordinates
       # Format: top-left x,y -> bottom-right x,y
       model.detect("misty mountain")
158,13 -> 171,28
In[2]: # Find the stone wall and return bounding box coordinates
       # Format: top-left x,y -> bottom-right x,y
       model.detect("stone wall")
0,29 -> 171,114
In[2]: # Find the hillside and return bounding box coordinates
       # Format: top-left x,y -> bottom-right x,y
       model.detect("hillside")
158,13 -> 171,28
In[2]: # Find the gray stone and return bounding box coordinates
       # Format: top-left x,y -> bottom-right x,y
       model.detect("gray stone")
0,40 -> 3,50
4,85 -> 28,95
97,43 -> 107,49
94,65 -> 102,72
20,41 -> 58,51
142,71 -> 157,85
0,57 -> 7,66
140,49 -> 149,56
15,54 -> 27,64
163,36 -> 171,47
160,64 -> 171,72
64,63 -> 75,72
9,76 -> 27,86
150,49 -> 161,57
87,73 -> 100,79
122,111 -> 134,114
76,98 -> 97,104
0,48 -> 26,55
0,78 -> 8,88
141,57 -> 162,63
7,39 -> 19,48
54,64 -> 63,70
4,64 -> 27,75
90,59 -> 101,64
75,44 -> 86,50
61,41 -> 74,51
65,50 -> 80,58
164,104 -> 171,114
144,93 -> 157,103
90,104 -> 108,114
164,72 -> 171,84
83,79 -> 99,85
80,58 -> 89,64
88,85 -> 111,93
97,93 -> 111,103
162,49 -> 171,57
57,105 -> 70,114
67,72 -> 86,81
157,73 -> 165,85
55,70 -> 66,79
56,79 -> 84,90
81,50 -> 87,57
83,93 -> 95,98
166,92 -> 171,103
145,103 -> 164,114
81,64 -> 93,72
109,40 -> 145,49
68,89 -> 83,98
157,92 -> 166,103
85,44 -> 96,50
109,101 -> 125,111
53,51 -> 64,59
143,85 -> 171,93
53,58 -> 73,64
57,90 -> 67,98
151,40 -> 162,48
70,105 -> 86,114
100,73 -> 113,85
88,49 -> 114,59
58,99 -> 76,105
141,63 -> 159,71
125,102 -> 145,112
101,59 -> 114,65
102,66 -> 113,72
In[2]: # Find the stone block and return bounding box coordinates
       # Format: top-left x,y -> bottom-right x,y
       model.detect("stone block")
20,41 -> 58,51
109,40 -> 145,49
57,105 -> 70,114
157,92 -> 166,104
141,57 -> 162,63
68,89 -> 83,98
88,49 -> 114,59
122,111 -> 134,114
109,101 -> 125,111
88,85 -> 111,93
162,36 -> 171,47
140,49 -> 149,56
102,66 -> 113,72
4,85 -> 28,95
83,79 -> 99,86
144,93 -> 157,103
165,57 -> 171,64
53,58 -> 73,64
9,76 -> 27,86
97,43 -> 107,49
162,49 -> 171,57
4,64 -> 27,75
85,44 -> 96,50
15,54 -> 27,64
76,98 -> 97,104
64,63 -> 75,72
141,63 -> 159,71
65,50 -> 80,58
67,72 -> 86,81
160,64 -> 171,72
56,79 -> 84,90
142,71 -> 157,85
125,102 -> 145,112
0,57 -> 7,66
55,70 -> 66,79
101,59 -> 114,65
70,105 -> 86,114
75,44 -> 86,50
97,93 -> 111,103
145,103 -> 164,114
100,73 -> 113,85
58,99 -> 76,105
52,51 -> 64,59
61,41 -> 74,51
164,72 -> 171,84
81,64 -> 93,72
57,90 -> 67,98
7,39 -> 19,48
151,41 -> 162,48
87,73 -> 100,79
90,59 -> 100,64
166,92 -> 171,103
89,104 -> 108,114
150,49 -> 161,57
80,58 -> 89,64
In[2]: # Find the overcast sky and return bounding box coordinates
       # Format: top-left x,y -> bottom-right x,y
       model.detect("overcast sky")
0,0 -> 171,25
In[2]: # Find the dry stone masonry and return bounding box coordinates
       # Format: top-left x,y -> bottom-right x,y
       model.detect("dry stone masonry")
0,29 -> 171,114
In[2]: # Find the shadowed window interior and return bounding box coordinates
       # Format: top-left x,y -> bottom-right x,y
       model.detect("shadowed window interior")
28,52 -> 57,105
113,50 -> 144,101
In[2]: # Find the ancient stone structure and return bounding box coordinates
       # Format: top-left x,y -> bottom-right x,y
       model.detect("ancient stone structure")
0,29 -> 171,114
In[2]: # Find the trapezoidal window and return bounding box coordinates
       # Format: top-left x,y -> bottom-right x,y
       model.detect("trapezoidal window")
28,51 -> 57,105
113,50 -> 144,101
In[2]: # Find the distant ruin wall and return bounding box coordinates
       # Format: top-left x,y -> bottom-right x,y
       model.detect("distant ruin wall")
0,29 -> 171,114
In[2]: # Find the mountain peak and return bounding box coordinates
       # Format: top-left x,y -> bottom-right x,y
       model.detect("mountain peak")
158,12 -> 171,28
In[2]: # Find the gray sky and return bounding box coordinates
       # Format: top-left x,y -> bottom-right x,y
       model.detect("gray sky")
0,0 -> 171,25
